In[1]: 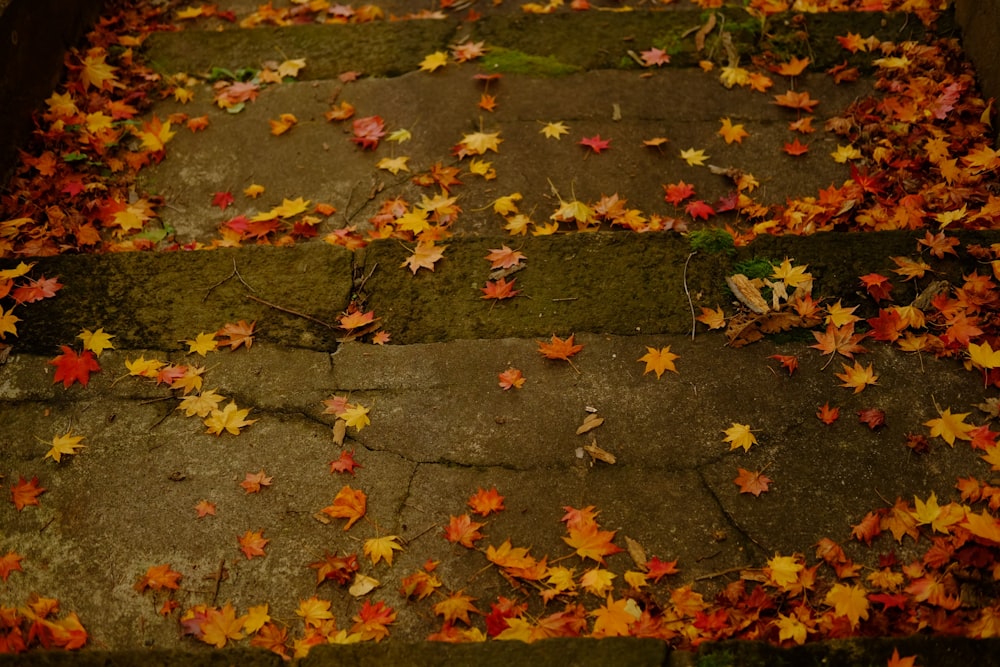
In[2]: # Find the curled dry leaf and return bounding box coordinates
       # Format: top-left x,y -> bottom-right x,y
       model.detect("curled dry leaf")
576,413 -> 604,435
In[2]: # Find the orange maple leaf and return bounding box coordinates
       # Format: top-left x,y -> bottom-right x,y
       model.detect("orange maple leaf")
194,499 -> 216,518
444,514 -> 485,548
433,591 -> 479,626
537,334 -> 583,368
350,600 -> 396,642
0,551 -> 24,582
485,245 -> 526,269
563,524 -> 623,564
402,241 -> 446,274
835,361 -> 878,393
216,320 -> 255,350
322,485 -> 367,530
329,449 -> 362,475
810,323 -> 868,361
201,602 -> 246,648
481,277 -> 520,300
590,595 -> 636,638
734,468 -> 772,496
816,402 -> 840,424
773,89 -> 820,112
468,487 -> 505,516
498,367 -> 526,390
773,56 -> 810,77
638,346 -> 679,379
309,551 -> 359,585
135,564 -> 183,593
240,470 -> 273,494
11,475 -> 45,511
338,310 -> 376,330
237,529 -> 269,559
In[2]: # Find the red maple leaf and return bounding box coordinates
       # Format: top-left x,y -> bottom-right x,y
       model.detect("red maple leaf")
443,514 -> 485,548
351,116 -> 386,150
816,402 -> 840,424
645,556 -> 679,582
857,408 -> 886,430
867,309 -> 905,342
481,277 -> 520,300
663,181 -> 695,206
308,551 -> 359,585
13,275 -> 62,304
329,449 -> 362,475
859,273 -> 893,302
350,600 -> 396,642
49,346 -> 101,388
734,468 -> 772,496
685,200 -> 715,220
211,191 -> 234,211
578,134 -> 611,154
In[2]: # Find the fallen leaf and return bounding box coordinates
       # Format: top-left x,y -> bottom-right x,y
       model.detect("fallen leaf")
240,470 -> 272,494
135,564 -> 183,593
638,346 -> 679,379
540,121 -> 569,139
576,413 -> 604,435
77,328 -> 115,356
0,551 -> 24,582
10,476 -> 45,511
322,485 -> 367,530
216,320 -> 255,350
723,423 -> 758,453
734,468 -> 772,496
468,487 -> 505,516
538,334 -> 583,364
925,407 -> 974,446
718,118 -> 749,144
204,401 -> 257,436
49,346 -> 101,388
579,134 -> 611,154
444,514 -> 485,548
498,367 -> 526,390
45,432 -> 85,463
680,148 -> 709,166
419,51 -> 448,72
584,441 -> 616,465
237,529 -> 269,559
364,535 -> 404,566
835,361 -> 878,394
329,449 -> 362,475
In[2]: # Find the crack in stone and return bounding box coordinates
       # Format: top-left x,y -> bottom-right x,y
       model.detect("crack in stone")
696,467 -> 771,560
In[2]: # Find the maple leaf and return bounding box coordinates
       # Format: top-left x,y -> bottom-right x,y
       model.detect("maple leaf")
468,487 -> 505,516
45,432 -> 85,463
891,256 -> 931,281
769,354 -> 798,376
13,275 -> 62,303
11,475 -> 46,511
178,389 -> 225,418
925,407 -> 974,446
810,323 -> 868,360
338,310 -> 376,331
194,500 -> 216,518
434,591 -> 479,626
564,525 -> 623,564
240,470 -> 273,494
341,404 -> 370,431
134,116 -> 175,152
49,346 -> 100,388
816,402 -> 840,424
201,603 -> 247,648
685,200 -> 715,220
402,241 -> 446,274
579,134 -> 611,154
537,334 -> 583,367
734,468 -> 772,496
831,144 -> 863,163
79,48 -> 119,90
238,529 -> 269,559
581,567 -> 616,597
481,277 -> 520,300
329,449 -> 362,475
680,148 -> 709,166
0,306 -> 20,340
376,156 -> 410,175
498,367 -> 526,390
718,118 -> 749,144
135,564 -> 183,593
836,361 -> 878,394
400,570 -> 442,601
268,113 -> 298,136
211,191 -> 234,211
478,93 -> 497,112
774,56 -> 810,77
540,121 -> 569,139
204,401 -> 257,435
351,116 -> 386,150
860,273 -> 893,302
454,131 -> 502,158
444,514 -> 485,548
773,90 -> 819,112
216,320 -> 255,350
857,408 -> 886,430
419,51 -> 448,72
638,346 -> 679,379
323,485 -> 367,530
776,612 -> 808,645
887,648 -> 917,667
590,595 -> 637,638
77,328 -> 114,356
364,535 -> 404,566
485,245 -> 526,270
309,551 -> 359,586
0,551 -> 24,582
350,600 -> 396,642
696,306 -> 726,330
783,138 -> 809,156
723,423 -> 758,452
969,341 -> 1000,370
184,332 -> 218,356
452,40 -> 486,63
824,583 -> 869,629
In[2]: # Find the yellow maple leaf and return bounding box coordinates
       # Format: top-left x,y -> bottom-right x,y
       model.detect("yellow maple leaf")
546,566 -> 577,592
723,423 -> 758,452
419,51 -> 449,72
134,116 -> 175,152
0,306 -> 20,340
540,121 -> 569,139
696,306 -> 726,330
277,58 -> 306,78
401,242 -> 445,274
243,183 -> 265,198
824,583 -> 869,629
924,406 -> 974,446
0,261 -> 34,281
825,300 -> 860,327
680,148 -> 709,166
244,604 -> 270,634
551,199 -> 594,226
638,346 -> 679,379
580,567 -> 616,597
126,355 -> 164,377
201,602 -> 246,648
433,591 -> 479,626
296,596 -> 334,628
718,118 -> 749,144
457,131 -> 502,156
831,144 -> 862,163
341,404 -> 370,431
835,361 -> 878,393
776,612 -> 808,645
78,328 -> 115,356
468,158 -> 496,179
911,491 -> 962,534
323,485 -> 367,530
45,432 -> 85,463
269,197 -> 310,219
204,401 -> 257,436
493,193 -> 522,216
268,113 -> 298,136
376,156 -> 410,175
387,128 -> 412,143
364,535 -> 403,566
177,389 -> 225,418
185,332 -> 218,356
80,49 -> 119,90
719,65 -> 750,88
766,554 -> 803,589
771,258 -> 812,289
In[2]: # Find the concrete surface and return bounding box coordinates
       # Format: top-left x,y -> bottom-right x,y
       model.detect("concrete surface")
2,1 -> 1000,665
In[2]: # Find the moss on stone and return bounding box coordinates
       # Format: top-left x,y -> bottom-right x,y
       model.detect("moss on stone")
480,47 -> 580,76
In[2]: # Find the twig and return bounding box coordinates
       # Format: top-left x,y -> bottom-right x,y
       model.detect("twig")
246,294 -> 338,330
694,565 -> 751,581
211,559 -> 227,606
683,251 -> 697,340
203,258 -> 256,302
551,297 -> 578,302
355,262 -> 378,293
